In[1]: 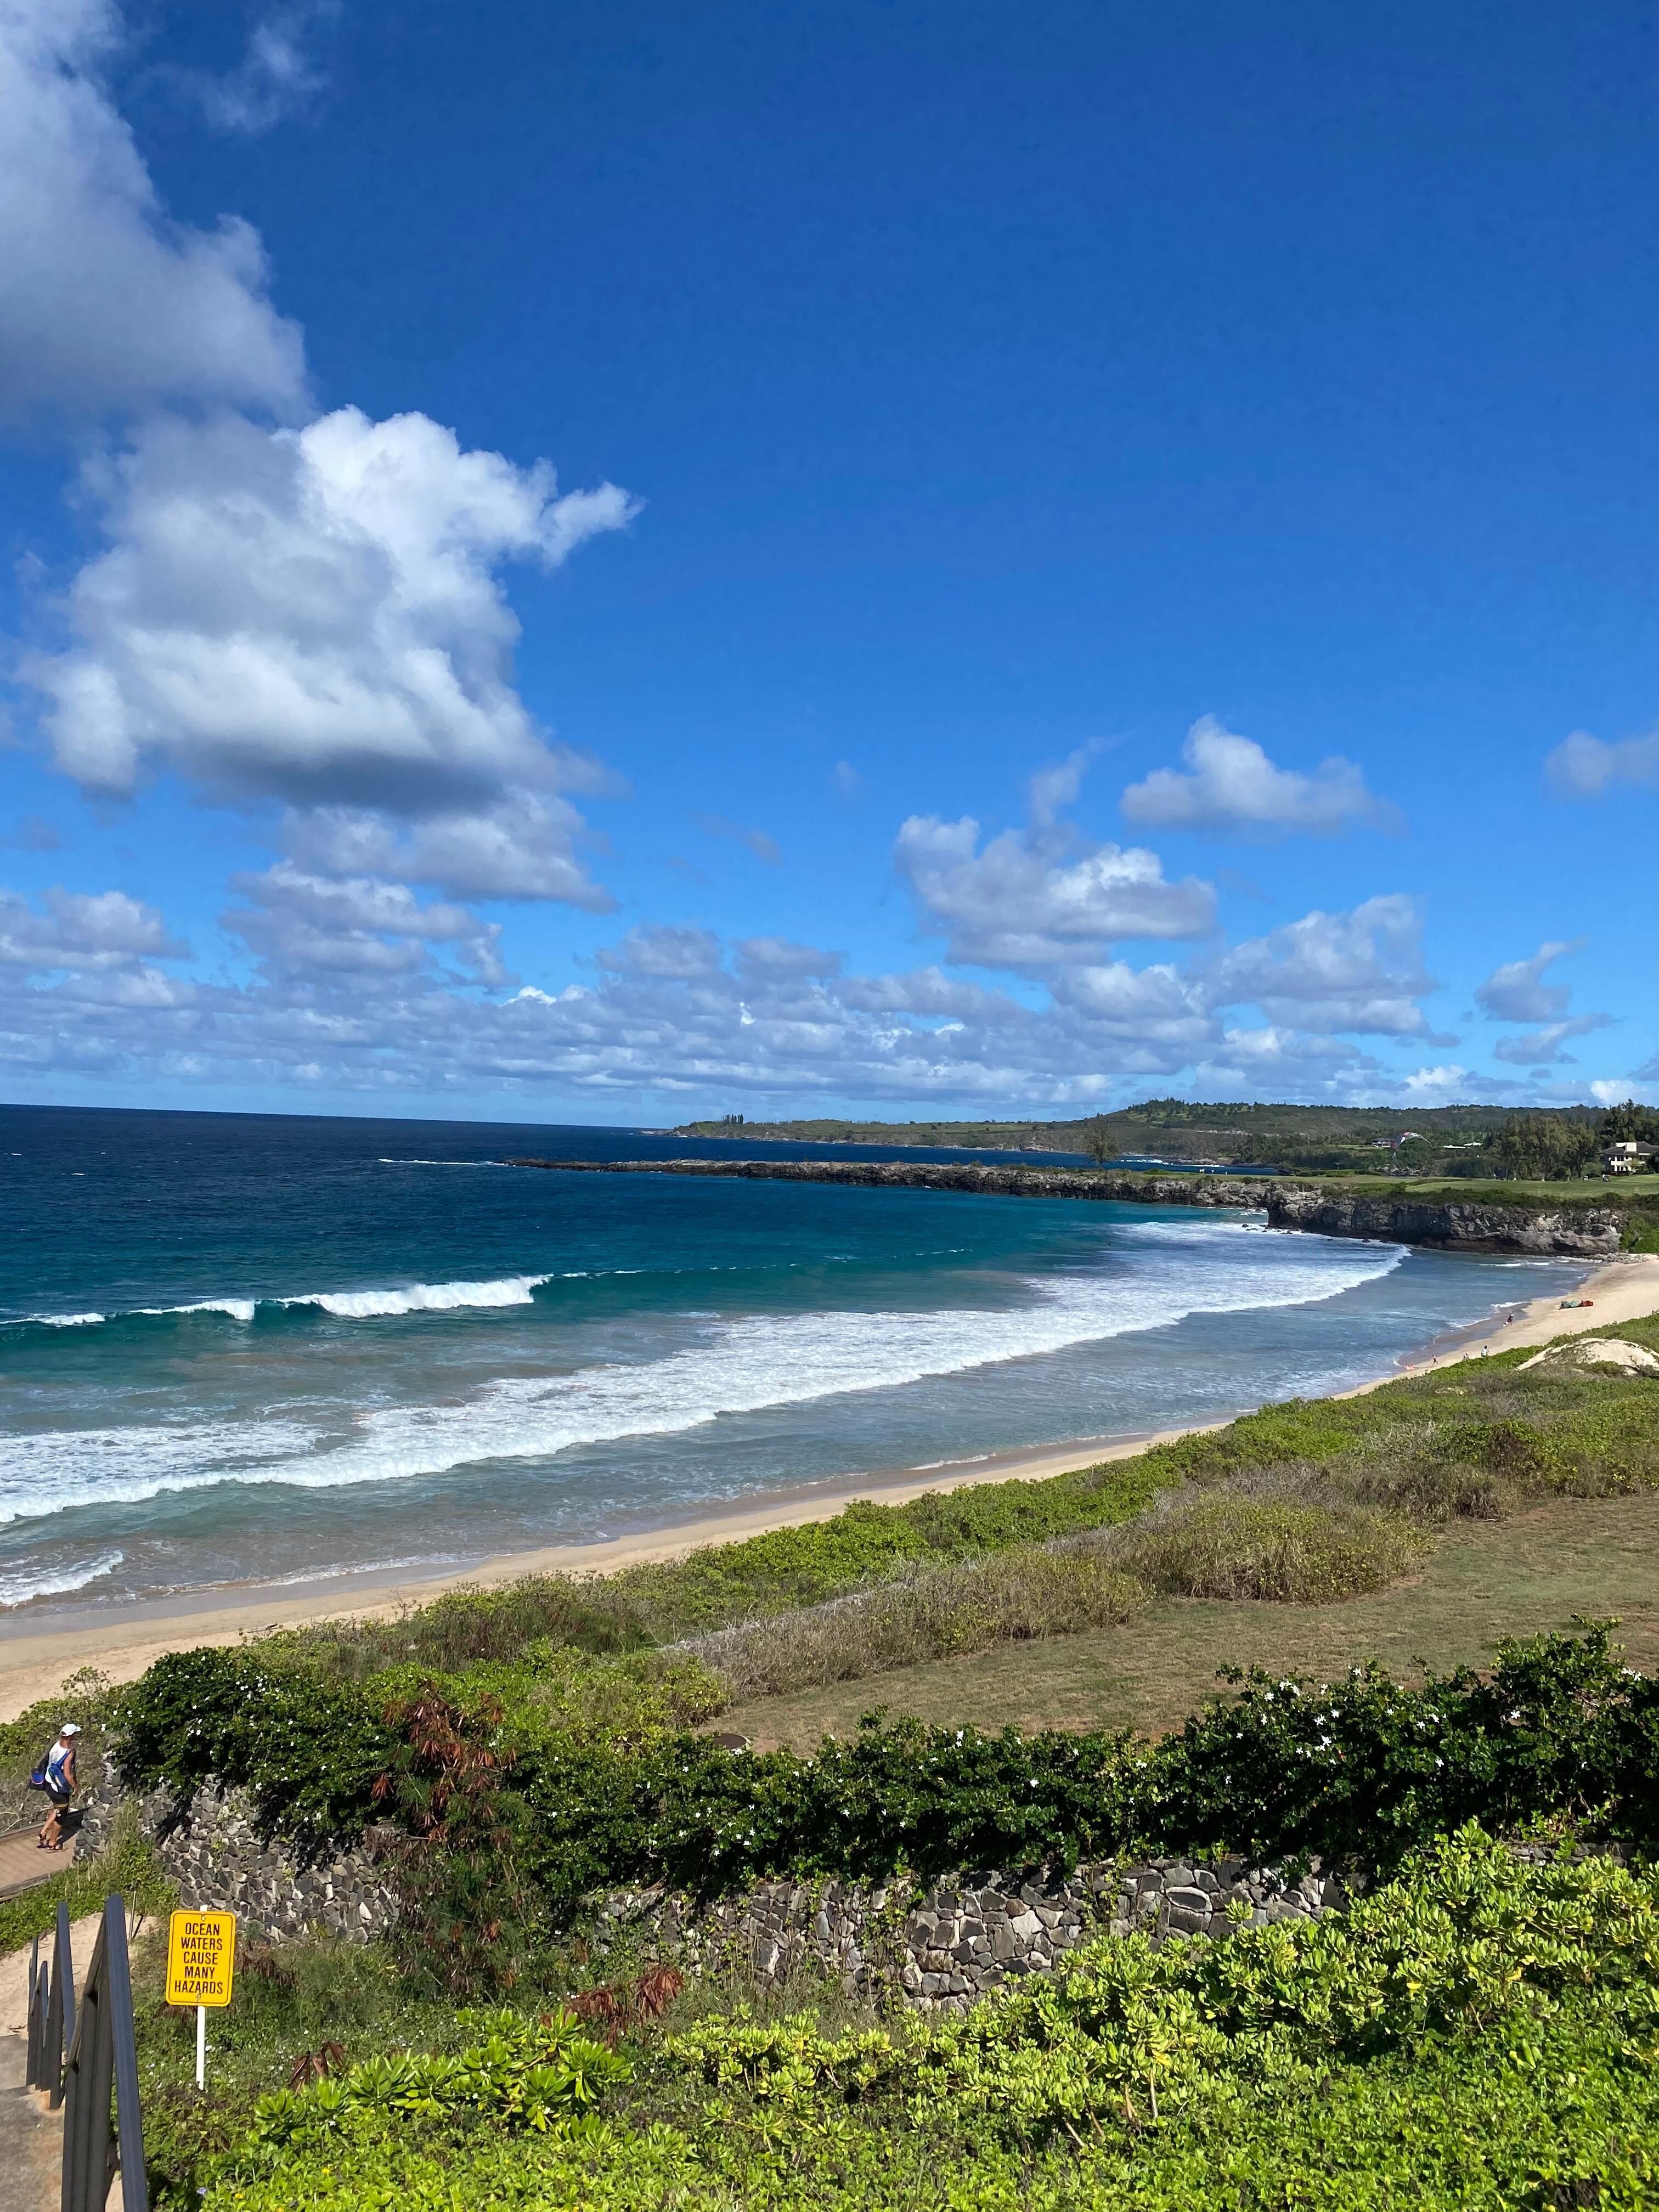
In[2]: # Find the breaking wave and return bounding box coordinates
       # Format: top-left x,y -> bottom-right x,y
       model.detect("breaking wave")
0,1226 -> 1406,1522
0,1548 -> 126,1608
3,1274 -> 554,1331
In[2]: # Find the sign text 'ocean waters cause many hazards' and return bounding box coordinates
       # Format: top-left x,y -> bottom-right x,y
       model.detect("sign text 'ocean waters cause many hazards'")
165,1910 -> 236,2007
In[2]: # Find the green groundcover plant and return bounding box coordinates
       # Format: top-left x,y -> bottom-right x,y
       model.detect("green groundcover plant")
112,1627 -> 1659,1993
184,1829 -> 1659,2210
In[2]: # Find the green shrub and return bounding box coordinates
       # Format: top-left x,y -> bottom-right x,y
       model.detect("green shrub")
114,1627 -> 1659,1963
1110,1494 -> 1421,1601
608,1460 -> 1161,1640
191,1831 -> 1659,2211
285,1458 -> 1164,1683
689,1549 -> 1146,1703
281,1576 -> 652,1680
116,1647 -> 397,1841
240,2007 -> 630,2152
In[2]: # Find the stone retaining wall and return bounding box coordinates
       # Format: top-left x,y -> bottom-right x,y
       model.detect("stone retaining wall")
79,1772 -> 1359,2007
77,1775 -> 400,1943
589,1850 -> 1359,2011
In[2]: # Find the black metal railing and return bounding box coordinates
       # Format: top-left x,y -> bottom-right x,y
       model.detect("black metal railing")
60,1894 -> 148,2212
24,1894 -> 148,2212
25,1899 -> 75,2106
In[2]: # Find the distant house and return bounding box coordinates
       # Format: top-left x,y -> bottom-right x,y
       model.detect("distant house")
1605,1140 -> 1657,1175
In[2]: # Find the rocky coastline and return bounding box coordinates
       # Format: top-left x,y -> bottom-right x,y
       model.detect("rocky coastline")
508,1156 -> 1626,1257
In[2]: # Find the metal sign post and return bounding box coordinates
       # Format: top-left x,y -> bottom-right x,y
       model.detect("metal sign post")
164,1909 -> 236,2091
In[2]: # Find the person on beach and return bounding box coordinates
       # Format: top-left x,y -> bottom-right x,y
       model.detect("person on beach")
38,1722 -> 79,1850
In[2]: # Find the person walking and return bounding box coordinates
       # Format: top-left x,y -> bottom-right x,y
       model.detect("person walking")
38,1722 -> 80,1850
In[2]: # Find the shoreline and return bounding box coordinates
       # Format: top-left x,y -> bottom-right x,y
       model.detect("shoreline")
1,1251 -> 1654,1720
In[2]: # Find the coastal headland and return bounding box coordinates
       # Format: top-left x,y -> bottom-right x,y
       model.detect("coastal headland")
1,1251 -> 1653,1720
506,1155 -> 1630,1256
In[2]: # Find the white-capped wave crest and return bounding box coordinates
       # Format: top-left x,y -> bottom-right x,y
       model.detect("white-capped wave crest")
276,1275 -> 551,1319
0,1549 -> 125,1607
0,1226 -> 1405,1521
3,1275 -> 553,1331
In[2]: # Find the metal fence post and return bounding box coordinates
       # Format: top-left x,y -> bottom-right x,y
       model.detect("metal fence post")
40,1901 -> 75,2108
25,1934 -> 42,2089
58,1895 -> 148,2212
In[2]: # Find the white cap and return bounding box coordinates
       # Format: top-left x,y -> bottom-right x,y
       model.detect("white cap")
59,1722 -> 81,1736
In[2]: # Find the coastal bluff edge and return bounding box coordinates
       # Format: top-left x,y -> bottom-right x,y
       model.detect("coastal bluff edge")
71,1769 -> 1361,2010
508,1157 -> 1626,1257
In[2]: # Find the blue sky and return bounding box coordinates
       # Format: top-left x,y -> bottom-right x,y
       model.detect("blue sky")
1,0 -> 1655,1121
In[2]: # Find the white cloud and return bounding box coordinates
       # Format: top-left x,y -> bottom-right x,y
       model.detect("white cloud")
26,408 -> 633,913
1475,940 -> 1581,1024
831,760 -> 861,799
896,814 -> 1215,972
1475,939 -> 1611,1067
225,862 -> 508,985
1598,1070 -> 1659,1101
736,937 -> 843,981
0,0 -> 307,422
836,966 -> 1013,1020
1205,895 -> 1448,1038
0,883 -> 1578,1113
1490,1015 -> 1612,1068
1120,717 -> 1400,837
1400,1063 -> 1476,1099
1546,725 -> 1659,798
1050,960 -> 1217,1052
0,885 -> 185,968
168,4 -> 336,136
283,793 -> 617,910
1027,744 -> 1098,832
595,926 -> 724,983
29,408 -> 634,813
8,4 -> 634,924
1193,1028 -> 1378,1088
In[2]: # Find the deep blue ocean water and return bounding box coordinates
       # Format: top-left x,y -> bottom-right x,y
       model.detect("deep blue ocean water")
0,1104 -> 1586,1612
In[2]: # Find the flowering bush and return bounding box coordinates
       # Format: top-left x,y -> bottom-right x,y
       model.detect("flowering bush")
117,1627 -> 1659,1964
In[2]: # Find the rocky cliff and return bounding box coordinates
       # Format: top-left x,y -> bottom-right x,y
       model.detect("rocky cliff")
1263,1186 -> 1623,1256
509,1155 -> 1626,1257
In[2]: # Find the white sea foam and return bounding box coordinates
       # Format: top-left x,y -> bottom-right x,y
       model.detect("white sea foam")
0,1549 -> 125,1607
5,1275 -> 554,1331
275,1274 -> 552,1319
0,1420 -> 324,1523
0,1225 -> 1405,1520
3,1311 -> 107,1329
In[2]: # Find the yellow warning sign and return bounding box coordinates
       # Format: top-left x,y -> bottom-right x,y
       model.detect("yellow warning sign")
166,1909 -> 237,2007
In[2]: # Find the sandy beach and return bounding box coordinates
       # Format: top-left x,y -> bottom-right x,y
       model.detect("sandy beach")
1,1250 -> 1654,1722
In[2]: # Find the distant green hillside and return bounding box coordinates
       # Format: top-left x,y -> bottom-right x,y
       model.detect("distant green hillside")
674,1097 -> 1609,1175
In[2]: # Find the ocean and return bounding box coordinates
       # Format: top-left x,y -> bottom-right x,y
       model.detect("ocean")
0,1104 -> 1587,1613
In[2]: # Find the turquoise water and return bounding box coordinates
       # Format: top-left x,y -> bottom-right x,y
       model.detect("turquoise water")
0,1105 -> 1585,1612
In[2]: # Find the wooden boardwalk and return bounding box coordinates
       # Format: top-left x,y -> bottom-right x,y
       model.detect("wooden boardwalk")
0,1828 -> 69,1903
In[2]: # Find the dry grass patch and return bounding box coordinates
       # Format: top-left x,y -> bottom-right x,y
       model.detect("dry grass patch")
713,1490 -> 1659,1748
682,1547 -> 1144,1704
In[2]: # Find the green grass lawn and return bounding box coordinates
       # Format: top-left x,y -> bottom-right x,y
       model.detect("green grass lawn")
1298,1171 -> 1659,1203
715,1489 -> 1659,1747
